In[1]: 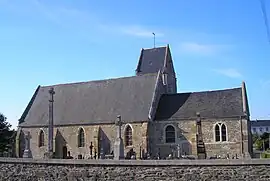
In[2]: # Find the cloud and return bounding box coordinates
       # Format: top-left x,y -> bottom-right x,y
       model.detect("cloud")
99,24 -> 164,38
117,25 -> 164,38
179,42 -> 217,55
7,1 -> 163,39
179,42 -> 228,56
213,68 -> 243,78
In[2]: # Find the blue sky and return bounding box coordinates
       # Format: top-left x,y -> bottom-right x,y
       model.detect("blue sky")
0,0 -> 270,129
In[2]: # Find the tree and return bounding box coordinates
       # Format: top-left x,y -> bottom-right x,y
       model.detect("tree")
0,113 -> 15,153
254,132 -> 270,151
252,133 -> 259,144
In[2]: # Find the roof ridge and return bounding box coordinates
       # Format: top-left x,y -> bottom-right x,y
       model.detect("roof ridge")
143,46 -> 167,50
176,87 -> 242,94
42,73 -> 158,88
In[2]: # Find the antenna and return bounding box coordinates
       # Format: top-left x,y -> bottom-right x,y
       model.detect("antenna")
152,32 -> 156,48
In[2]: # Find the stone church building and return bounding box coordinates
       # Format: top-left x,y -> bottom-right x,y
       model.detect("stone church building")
16,45 -> 252,159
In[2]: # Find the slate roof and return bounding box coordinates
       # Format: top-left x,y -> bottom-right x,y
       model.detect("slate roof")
155,87 -> 245,120
251,120 -> 270,127
136,46 -> 167,75
19,74 -> 158,127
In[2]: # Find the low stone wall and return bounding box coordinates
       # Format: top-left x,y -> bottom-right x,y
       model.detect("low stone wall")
0,158 -> 270,181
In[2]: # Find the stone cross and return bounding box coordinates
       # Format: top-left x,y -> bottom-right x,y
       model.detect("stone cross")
23,131 -> 32,158
115,115 -> 123,138
114,115 -> 124,160
48,87 -> 55,158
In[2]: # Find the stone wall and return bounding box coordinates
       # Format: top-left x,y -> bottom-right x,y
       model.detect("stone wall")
18,122 -> 148,159
151,118 -> 251,158
0,158 -> 269,181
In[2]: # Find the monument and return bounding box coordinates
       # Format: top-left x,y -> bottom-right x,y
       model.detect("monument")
22,131 -> 32,158
47,87 -> 55,158
114,115 -> 124,160
196,112 -> 207,159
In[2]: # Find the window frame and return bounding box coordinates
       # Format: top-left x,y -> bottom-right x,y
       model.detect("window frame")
165,125 -> 176,143
38,129 -> 45,147
214,123 -> 228,143
124,124 -> 133,147
78,127 -> 85,148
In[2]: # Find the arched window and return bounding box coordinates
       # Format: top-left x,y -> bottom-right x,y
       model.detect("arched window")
221,124 -> 227,141
125,125 -> 133,146
214,123 -> 227,142
215,124 -> 220,142
165,125 -> 175,143
78,128 -> 85,147
38,130 -> 45,147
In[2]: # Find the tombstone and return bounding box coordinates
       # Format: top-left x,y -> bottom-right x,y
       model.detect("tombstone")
113,115 -> 124,160
177,144 -> 181,158
23,131 -> 32,158
94,147 -> 97,159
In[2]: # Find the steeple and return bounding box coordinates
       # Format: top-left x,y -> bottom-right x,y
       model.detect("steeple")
135,44 -> 177,93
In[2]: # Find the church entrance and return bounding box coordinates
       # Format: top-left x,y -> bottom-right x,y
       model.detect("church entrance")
62,146 -> 67,159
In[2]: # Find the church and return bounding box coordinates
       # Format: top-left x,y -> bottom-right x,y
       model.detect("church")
15,45 -> 252,159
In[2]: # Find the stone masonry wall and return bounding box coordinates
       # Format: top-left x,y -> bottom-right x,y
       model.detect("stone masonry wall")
0,158 -> 269,181
19,122 -> 148,159
152,118 -> 251,158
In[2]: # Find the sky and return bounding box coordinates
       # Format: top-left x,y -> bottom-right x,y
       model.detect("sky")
0,0 -> 270,129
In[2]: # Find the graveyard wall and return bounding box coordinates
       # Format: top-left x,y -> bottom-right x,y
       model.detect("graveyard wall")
0,158 -> 270,181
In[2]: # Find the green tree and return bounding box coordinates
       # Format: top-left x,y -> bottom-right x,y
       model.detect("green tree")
0,113 -> 15,153
252,133 -> 259,143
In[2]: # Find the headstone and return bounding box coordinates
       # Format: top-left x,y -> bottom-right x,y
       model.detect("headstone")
23,131 -> 32,158
177,144 -> 181,158
114,115 -> 124,160
94,148 -> 97,159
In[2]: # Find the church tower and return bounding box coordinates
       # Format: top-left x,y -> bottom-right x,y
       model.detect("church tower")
135,44 -> 177,93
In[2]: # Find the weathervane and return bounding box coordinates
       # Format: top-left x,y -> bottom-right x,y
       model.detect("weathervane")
152,32 -> 156,48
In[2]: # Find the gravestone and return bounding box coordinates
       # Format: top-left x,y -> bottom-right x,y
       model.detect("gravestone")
177,144 -> 181,158
114,115 -> 124,160
23,131 -> 32,158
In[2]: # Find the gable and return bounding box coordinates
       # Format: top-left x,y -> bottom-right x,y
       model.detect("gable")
136,46 -> 167,75
155,87 -> 244,120
19,74 -> 158,127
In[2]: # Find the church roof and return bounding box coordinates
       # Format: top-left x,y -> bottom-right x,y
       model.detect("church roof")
19,73 -> 158,127
155,87 -> 245,120
136,46 -> 167,75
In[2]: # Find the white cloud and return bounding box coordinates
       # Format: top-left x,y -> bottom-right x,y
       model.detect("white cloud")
179,42 -> 219,55
213,68 -> 243,78
99,24 -> 164,38
117,25 -> 164,38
